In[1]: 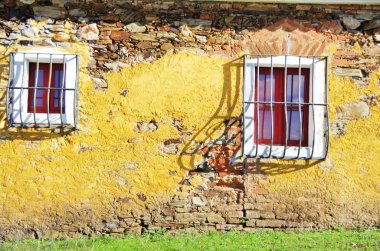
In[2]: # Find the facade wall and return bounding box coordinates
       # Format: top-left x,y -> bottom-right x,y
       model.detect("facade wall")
0,0 -> 379,239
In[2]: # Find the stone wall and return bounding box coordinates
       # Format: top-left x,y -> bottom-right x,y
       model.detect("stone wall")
0,0 -> 379,240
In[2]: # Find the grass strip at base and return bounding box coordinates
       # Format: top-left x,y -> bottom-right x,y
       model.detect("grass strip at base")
1,228 -> 379,251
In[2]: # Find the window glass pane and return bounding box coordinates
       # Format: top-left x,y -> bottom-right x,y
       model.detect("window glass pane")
36,69 -> 44,87
36,90 -> 44,98
259,108 -> 271,140
259,74 -> 275,102
54,90 -> 60,99
286,74 -> 305,103
54,69 -> 63,87
36,99 -> 43,107
287,110 -> 304,141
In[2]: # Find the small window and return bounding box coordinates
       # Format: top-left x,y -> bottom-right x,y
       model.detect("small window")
6,52 -> 79,129
28,63 -> 65,114
243,55 -> 329,160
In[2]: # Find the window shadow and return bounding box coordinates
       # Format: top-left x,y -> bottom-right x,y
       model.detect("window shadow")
177,57 -> 242,171
244,158 -> 322,176
177,56 -> 317,175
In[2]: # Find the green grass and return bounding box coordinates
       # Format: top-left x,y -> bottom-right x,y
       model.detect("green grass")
1,229 -> 379,251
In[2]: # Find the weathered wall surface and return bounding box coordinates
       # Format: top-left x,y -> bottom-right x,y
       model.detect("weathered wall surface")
0,0 -> 379,239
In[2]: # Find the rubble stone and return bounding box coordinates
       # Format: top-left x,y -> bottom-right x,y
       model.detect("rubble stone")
125,22 -> 146,33
336,101 -> 370,120
341,16 -> 361,30
33,6 -> 66,19
78,23 -> 99,41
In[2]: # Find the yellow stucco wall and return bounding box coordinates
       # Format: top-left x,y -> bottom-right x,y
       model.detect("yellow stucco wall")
0,38 -> 379,227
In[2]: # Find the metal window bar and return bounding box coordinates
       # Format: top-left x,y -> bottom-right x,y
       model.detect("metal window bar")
6,52 -> 79,130
296,56 -> 302,159
269,56 -> 274,158
324,58 -> 329,159
33,53 -> 40,127
255,57 -> 260,158
60,55 -> 66,128
242,54 -> 329,160
46,54 -> 53,128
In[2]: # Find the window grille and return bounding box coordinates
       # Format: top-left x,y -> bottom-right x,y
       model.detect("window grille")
6,52 -> 79,129
242,55 -> 329,160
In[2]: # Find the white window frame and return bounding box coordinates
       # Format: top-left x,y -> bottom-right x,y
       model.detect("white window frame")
243,56 -> 328,160
8,50 -> 78,127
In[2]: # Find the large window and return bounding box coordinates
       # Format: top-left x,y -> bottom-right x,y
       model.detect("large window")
243,56 -> 329,160
6,51 -> 79,129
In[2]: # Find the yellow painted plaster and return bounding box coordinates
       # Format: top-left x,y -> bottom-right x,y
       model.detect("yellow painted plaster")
0,47 -> 241,222
0,34 -> 378,226
257,43 -> 380,222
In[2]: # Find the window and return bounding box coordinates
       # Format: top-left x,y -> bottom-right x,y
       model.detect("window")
6,51 -> 79,129
28,63 -> 65,114
243,55 -> 329,160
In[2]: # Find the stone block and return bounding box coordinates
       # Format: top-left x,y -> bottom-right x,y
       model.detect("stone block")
246,210 -> 275,219
255,219 -> 286,228
227,217 -> 242,224
207,213 -> 225,224
126,22 -> 146,33
222,211 -> 244,218
244,203 -> 273,211
334,68 -> 363,77
245,4 -> 278,11
175,212 -> 206,223
131,33 -> 156,41
216,224 -> 243,231
78,24 -> 99,41
336,101 -> 370,120
216,204 -> 243,212
110,30 -> 129,41
33,6 -> 66,19
275,212 -> 299,221
341,16 -> 361,30
192,196 -> 207,206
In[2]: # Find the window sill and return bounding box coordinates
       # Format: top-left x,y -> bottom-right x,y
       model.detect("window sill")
243,144 -> 325,160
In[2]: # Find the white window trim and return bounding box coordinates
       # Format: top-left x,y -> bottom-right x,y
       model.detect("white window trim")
10,50 -> 77,126
243,56 -> 327,160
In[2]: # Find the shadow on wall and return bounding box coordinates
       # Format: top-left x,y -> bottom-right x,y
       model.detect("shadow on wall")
177,58 -> 242,171
177,56 -> 318,175
0,60 -> 66,141
245,158 -> 320,176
